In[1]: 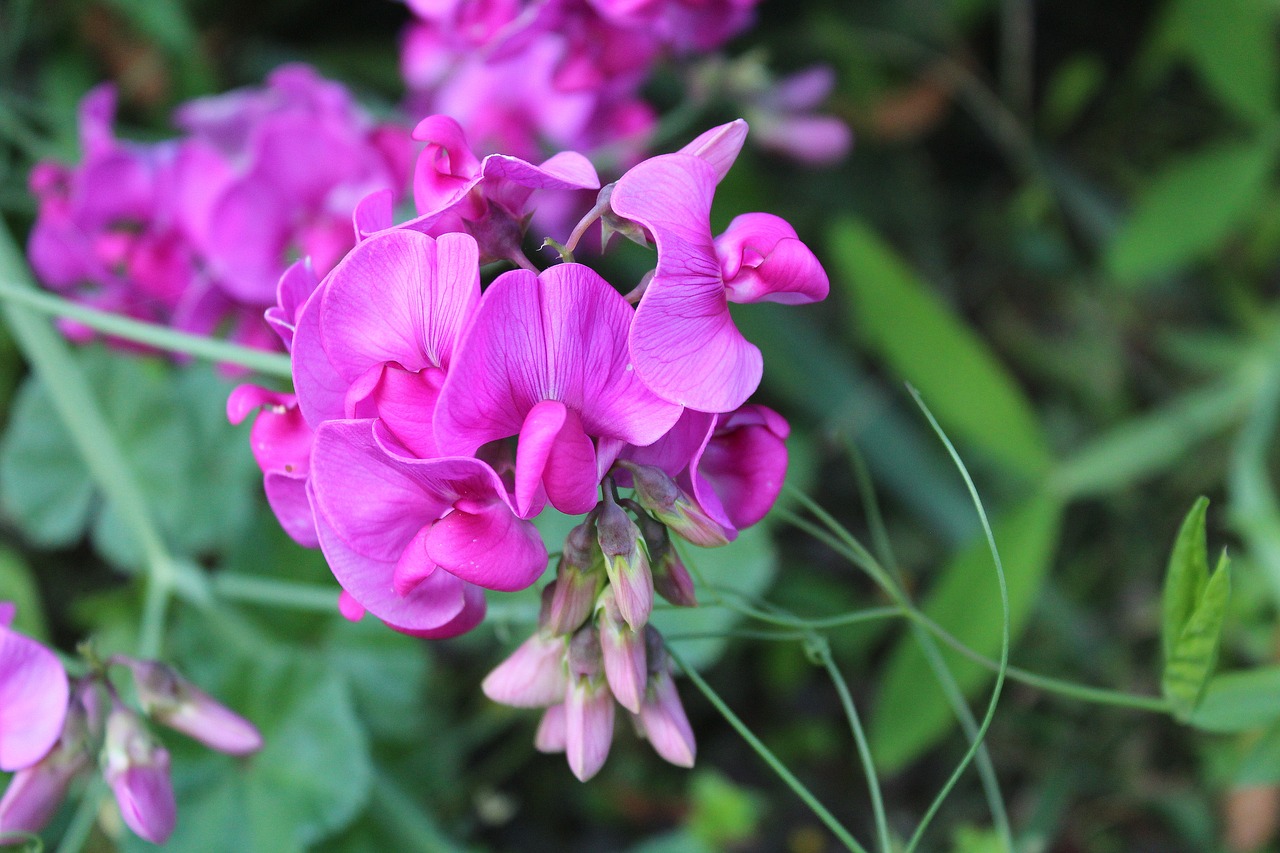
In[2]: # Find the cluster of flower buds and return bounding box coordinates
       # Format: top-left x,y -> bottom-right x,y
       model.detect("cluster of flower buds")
0,605 -> 261,843
231,113 -> 821,777
398,0 -> 849,168
27,64 -> 413,352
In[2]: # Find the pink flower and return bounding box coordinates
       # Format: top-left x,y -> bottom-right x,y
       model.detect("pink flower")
435,262 -> 683,516
611,148 -> 827,412
308,419 -> 545,634
0,604 -> 69,773
227,385 -> 317,548
0,683 -> 97,836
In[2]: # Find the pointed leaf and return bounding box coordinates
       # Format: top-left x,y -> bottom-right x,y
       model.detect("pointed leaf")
831,219 -> 1051,477
1163,550 -> 1232,718
1187,666 -> 1280,732
1161,497 -> 1211,663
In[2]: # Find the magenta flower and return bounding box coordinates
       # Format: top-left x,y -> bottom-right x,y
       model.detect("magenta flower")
227,385 -> 317,548
0,604 -> 69,773
0,683 -> 97,836
295,229 -> 481,460
102,707 -> 176,845
436,262 -> 682,516
308,419 -> 546,634
612,150 -> 827,412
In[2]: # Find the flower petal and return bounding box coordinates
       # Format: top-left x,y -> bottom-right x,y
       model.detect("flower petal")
0,627 -> 69,772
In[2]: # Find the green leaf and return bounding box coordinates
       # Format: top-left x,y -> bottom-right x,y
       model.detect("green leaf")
1040,54 -> 1107,135
870,494 -> 1062,772
1161,497 -> 1211,662
831,218 -> 1051,477
1188,667 -> 1280,732
1174,0 -> 1277,121
654,523 -> 778,671
686,770 -> 763,849
132,647 -> 373,853
1106,137 -> 1278,283
1233,720 -> 1280,785
1163,550 -> 1231,718
0,348 -> 259,565
0,546 -> 47,641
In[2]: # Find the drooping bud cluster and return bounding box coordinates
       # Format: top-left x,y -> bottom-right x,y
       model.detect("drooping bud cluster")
27,65 -> 413,352
0,606 -> 262,843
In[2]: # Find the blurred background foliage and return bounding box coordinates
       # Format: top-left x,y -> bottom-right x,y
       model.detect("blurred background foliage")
3,0 -> 1280,851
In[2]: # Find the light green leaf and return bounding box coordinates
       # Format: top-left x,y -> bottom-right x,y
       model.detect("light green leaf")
1161,497 -> 1211,662
686,770 -> 763,849
831,218 -> 1051,477
1188,667 -> 1280,732
655,524 -> 777,671
870,494 -> 1062,772
1163,550 -> 1231,718
1106,137 -> 1278,283
1174,0 -> 1277,121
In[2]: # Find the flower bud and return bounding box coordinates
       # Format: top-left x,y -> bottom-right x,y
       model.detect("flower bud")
0,683 -> 98,835
481,633 -> 568,708
124,659 -> 262,756
636,513 -> 697,607
102,707 -> 176,844
596,588 -> 647,714
565,626 -> 614,782
619,462 -> 729,548
546,518 -> 605,636
636,629 -> 695,768
596,499 -> 653,630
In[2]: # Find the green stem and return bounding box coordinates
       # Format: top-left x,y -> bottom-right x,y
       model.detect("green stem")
212,573 -> 342,613
0,224 -> 175,658
54,779 -> 107,853
814,642 -> 891,853
0,279 -> 292,379
667,645 -> 869,853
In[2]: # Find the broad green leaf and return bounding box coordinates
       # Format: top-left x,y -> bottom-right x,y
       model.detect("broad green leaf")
870,494 -> 1063,772
1161,497 -> 1211,662
1187,667 -> 1280,732
1163,551 -> 1231,718
654,524 -> 777,671
0,546 -> 46,641
1174,0 -> 1277,121
831,218 -> 1051,477
0,349 -> 259,566
1040,54 -> 1106,135
1233,720 -> 1280,785
1106,137 -> 1278,283
321,616 -> 432,743
686,770 -> 763,849
130,647 -> 373,853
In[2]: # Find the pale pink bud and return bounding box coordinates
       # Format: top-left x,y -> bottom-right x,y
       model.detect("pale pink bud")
596,499 -> 653,630
597,588 -> 647,714
534,704 -> 567,753
123,659 -> 262,756
637,513 -> 697,607
547,519 -> 605,636
637,631 -> 695,768
620,462 -> 729,548
564,626 -> 615,781
481,634 -> 568,708
102,708 -> 176,844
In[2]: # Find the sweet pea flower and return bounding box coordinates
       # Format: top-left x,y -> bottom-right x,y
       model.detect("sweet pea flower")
308,419 -> 545,635
0,604 -> 69,773
435,262 -> 683,516
0,681 -> 97,836
227,385 -> 317,548
102,707 -> 176,845
611,149 -> 827,412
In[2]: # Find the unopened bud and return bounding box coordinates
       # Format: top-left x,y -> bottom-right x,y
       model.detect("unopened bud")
124,659 -> 262,756
636,513 -> 697,607
619,462 -> 729,548
102,707 -> 176,844
482,633 -> 568,708
635,627 -> 695,767
597,588 -> 647,714
547,518 -> 605,636
596,499 -> 653,630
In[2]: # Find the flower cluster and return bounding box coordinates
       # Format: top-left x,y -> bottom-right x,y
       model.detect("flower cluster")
0,606 -> 261,843
399,0 -> 849,168
27,64 -> 413,352
232,116 -> 826,778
